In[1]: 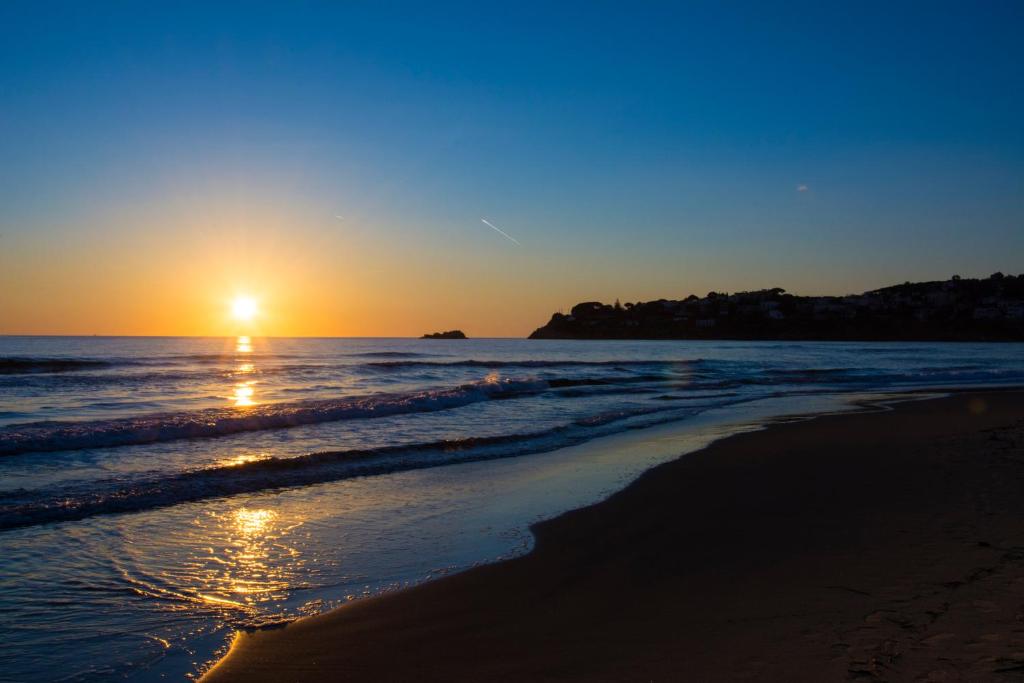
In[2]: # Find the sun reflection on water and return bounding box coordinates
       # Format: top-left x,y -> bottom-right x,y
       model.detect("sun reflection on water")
229,337 -> 258,406
232,382 -> 256,407
219,453 -> 269,468
234,508 -> 276,536
180,506 -> 307,613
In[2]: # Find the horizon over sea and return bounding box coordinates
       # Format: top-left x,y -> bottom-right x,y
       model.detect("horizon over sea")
2,336 -> 1023,681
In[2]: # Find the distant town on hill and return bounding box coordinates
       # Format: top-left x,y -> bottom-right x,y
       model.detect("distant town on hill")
529,274 -> 1024,341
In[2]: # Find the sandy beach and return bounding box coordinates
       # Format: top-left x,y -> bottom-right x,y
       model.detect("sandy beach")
202,390 -> 1024,682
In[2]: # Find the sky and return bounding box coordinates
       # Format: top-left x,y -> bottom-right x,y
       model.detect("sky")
1,1 -> 1022,336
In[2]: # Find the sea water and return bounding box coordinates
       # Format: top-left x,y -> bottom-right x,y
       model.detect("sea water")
1,337 -> 1022,681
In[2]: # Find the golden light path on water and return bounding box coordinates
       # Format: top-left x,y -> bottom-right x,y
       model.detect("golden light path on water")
114,501 -> 311,632
231,336 -> 257,407
181,505 -> 306,615
117,336 -> 297,616
191,508 -> 299,607
231,383 -> 256,407
184,337 -> 303,612
235,336 -> 252,354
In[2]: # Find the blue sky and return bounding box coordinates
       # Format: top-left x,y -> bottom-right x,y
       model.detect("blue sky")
1,1 -> 1022,334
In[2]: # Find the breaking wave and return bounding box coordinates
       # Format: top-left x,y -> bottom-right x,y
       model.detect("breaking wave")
0,377 -> 548,456
0,404 -> 700,531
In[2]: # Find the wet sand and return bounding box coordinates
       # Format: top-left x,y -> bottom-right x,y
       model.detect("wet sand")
203,390 -> 1024,682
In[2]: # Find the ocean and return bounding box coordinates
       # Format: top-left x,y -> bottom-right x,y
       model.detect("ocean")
1,336 -> 1022,681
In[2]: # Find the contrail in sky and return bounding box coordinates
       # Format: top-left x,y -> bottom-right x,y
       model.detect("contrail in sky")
481,218 -> 520,245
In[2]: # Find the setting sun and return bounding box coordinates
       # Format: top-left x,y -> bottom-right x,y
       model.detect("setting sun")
231,296 -> 259,323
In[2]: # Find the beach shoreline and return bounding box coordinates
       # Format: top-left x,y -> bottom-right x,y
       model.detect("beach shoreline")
202,389 -> 1024,682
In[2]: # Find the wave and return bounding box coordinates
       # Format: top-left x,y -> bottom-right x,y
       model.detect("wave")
0,353 -> 303,374
5,361 -> 1018,455
546,373 -> 678,388
764,367 -> 850,376
116,354 -> 311,369
348,351 -> 439,358
0,371 -> 692,455
0,362 -> 347,390
654,392 -> 740,401
0,405 -> 700,531
368,359 -> 703,370
639,366 -> 1023,394
0,357 -> 113,374
0,377 -> 549,456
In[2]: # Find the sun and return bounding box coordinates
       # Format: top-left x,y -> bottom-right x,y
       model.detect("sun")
231,296 -> 259,322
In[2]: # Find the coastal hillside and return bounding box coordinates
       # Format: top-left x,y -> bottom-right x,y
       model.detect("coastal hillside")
529,274 -> 1024,341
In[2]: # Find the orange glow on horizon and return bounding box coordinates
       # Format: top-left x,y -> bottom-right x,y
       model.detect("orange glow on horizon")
0,192 -> 785,337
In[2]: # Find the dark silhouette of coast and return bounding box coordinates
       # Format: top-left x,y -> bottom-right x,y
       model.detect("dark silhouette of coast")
530,274 -> 1024,340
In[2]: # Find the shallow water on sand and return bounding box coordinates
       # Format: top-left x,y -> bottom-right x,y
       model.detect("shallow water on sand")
1,337 -> 1022,681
